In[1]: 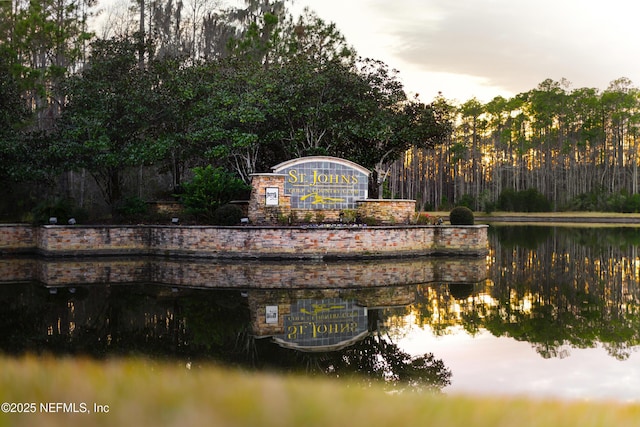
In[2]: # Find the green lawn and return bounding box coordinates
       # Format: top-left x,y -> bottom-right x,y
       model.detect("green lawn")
0,356 -> 638,427
424,211 -> 640,227
430,211 -> 640,218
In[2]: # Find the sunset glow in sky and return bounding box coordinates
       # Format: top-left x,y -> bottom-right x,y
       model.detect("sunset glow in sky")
95,0 -> 640,103
293,0 -> 640,103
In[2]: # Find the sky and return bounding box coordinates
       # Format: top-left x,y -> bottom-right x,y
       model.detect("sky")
291,0 -> 640,103
95,0 -> 640,104
399,325 -> 640,402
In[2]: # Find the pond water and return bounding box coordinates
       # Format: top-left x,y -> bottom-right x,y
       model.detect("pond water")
1,225 -> 639,402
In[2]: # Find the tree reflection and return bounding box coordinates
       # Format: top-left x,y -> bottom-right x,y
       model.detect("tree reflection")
252,332 -> 451,393
2,225 -> 639,382
486,226 -> 640,360
320,334 -> 452,393
398,226 -> 640,360
0,284 -> 252,361
0,283 -> 452,392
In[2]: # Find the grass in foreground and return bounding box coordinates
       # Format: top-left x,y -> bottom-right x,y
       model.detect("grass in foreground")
0,355 -> 638,427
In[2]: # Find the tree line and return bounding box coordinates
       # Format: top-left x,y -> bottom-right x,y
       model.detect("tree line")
2,0 -> 640,222
0,0 -> 449,221
388,77 -> 640,212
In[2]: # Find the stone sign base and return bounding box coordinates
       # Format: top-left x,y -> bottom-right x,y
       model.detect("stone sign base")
248,174 -> 417,225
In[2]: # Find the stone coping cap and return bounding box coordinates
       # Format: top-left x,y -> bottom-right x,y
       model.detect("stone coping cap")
33,224 -> 488,230
249,173 -> 288,177
271,156 -> 371,176
357,199 -> 417,202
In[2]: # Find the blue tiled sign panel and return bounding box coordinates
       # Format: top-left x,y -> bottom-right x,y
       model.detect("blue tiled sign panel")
273,158 -> 370,210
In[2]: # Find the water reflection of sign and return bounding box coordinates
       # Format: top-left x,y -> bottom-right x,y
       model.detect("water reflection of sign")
273,298 -> 368,352
272,157 -> 370,210
265,187 -> 279,206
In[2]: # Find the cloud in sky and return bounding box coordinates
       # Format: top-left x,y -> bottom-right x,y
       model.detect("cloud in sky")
297,0 -> 640,102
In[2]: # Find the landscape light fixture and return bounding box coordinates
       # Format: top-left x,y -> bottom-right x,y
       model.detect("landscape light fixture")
49,217 -> 57,225
171,217 -> 179,225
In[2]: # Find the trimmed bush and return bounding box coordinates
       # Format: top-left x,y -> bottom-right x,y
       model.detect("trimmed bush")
116,196 -> 148,217
31,198 -> 89,225
449,206 -> 475,225
213,204 -> 243,226
180,165 -> 250,222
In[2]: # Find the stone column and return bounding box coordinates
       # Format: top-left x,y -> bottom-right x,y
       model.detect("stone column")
248,174 -> 290,224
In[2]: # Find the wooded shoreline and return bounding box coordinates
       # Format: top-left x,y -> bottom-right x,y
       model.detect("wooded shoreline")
429,212 -> 640,224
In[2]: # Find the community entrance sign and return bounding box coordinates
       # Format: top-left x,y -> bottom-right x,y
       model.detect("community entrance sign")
272,156 -> 370,210
273,298 -> 369,351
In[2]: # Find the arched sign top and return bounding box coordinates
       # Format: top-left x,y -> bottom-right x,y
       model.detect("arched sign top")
272,156 -> 371,176
272,156 -> 370,210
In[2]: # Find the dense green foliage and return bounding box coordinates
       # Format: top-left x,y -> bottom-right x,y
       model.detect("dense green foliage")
179,166 -> 250,222
213,204 -> 244,226
4,0 -> 640,219
390,78 -> 640,211
567,187 -> 640,213
0,1 -> 451,220
58,37 -> 166,207
30,197 -> 89,225
497,188 -> 551,212
449,206 -> 475,225
0,51 -> 30,182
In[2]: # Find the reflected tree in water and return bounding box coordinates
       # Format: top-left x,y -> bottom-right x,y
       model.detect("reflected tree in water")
0,283 -> 451,391
0,284 -> 253,362
402,226 -> 640,360
252,332 -> 452,393
320,333 -> 452,393
3,226 -> 639,382
486,226 -> 640,360
489,225 -> 552,249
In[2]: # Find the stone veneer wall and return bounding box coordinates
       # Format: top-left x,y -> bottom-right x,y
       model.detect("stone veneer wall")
356,199 -> 416,224
248,173 -> 290,224
0,256 -> 488,287
248,173 -> 418,225
0,223 -> 488,259
0,224 -> 35,254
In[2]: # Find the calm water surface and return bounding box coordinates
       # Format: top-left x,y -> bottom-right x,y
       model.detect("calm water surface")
1,225 -> 639,401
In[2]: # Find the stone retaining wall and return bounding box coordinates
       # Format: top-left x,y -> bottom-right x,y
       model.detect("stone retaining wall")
248,173 -> 291,224
0,256 -> 488,287
356,199 -> 417,224
248,173 -> 418,225
0,224 -> 35,253
0,223 -> 488,259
